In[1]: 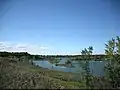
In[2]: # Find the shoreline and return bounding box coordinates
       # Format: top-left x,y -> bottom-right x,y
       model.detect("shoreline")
0,56 -> 111,89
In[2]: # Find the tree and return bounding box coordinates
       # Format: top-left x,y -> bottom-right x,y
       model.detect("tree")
81,50 -> 86,60
81,46 -> 93,88
88,46 -> 93,55
105,36 -> 120,88
105,38 -> 115,61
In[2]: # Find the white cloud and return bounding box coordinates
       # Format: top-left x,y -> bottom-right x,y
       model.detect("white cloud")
0,41 -> 49,55
0,41 -> 81,55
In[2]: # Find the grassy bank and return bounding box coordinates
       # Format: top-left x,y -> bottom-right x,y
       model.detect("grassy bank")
0,57 -> 111,89
0,57 -> 87,89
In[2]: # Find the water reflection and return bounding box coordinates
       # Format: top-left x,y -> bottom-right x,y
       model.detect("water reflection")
33,59 -> 107,76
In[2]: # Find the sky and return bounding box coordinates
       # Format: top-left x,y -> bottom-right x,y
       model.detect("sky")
0,0 -> 120,55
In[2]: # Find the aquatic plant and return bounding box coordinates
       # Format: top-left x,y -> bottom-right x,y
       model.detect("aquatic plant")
65,60 -> 72,64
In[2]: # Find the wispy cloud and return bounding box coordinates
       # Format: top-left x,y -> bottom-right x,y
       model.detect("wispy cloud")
0,41 -> 49,55
0,41 -> 81,55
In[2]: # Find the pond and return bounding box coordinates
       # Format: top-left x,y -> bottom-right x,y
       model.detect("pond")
33,58 -> 107,77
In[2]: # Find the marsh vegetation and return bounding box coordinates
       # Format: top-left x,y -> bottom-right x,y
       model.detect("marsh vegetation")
0,36 -> 120,89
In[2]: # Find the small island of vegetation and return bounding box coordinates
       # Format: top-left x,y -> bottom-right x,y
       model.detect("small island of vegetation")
0,36 -> 120,89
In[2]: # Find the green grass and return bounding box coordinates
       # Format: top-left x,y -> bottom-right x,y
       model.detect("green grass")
0,57 -> 111,89
29,66 -> 84,82
0,57 -> 86,89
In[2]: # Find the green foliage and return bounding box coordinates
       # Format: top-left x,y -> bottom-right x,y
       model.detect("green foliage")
0,57 -> 86,89
0,51 -> 107,61
81,46 -> 93,87
48,58 -> 60,65
55,59 -> 60,64
65,60 -> 72,64
105,36 -> 120,88
116,36 -> 120,54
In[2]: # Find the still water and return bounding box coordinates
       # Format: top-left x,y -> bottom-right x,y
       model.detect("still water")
33,59 -> 107,77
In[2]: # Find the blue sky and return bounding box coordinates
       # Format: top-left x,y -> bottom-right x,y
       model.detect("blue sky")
0,0 -> 120,55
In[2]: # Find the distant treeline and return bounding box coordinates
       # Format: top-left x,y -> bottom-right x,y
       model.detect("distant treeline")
0,52 -> 43,60
0,51 -> 113,60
